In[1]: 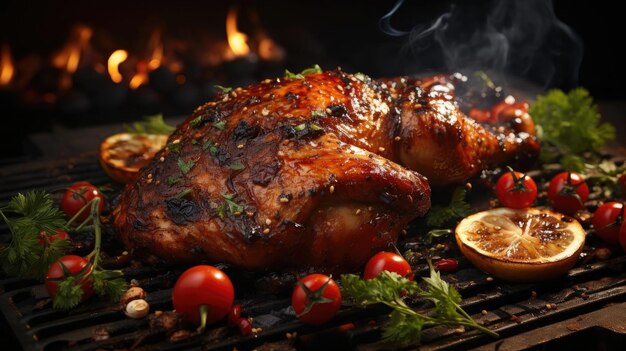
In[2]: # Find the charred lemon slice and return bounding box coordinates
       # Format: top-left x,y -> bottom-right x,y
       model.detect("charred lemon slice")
99,133 -> 168,184
455,207 -> 585,282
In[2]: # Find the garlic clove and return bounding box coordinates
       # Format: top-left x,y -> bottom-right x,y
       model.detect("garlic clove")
125,299 -> 150,319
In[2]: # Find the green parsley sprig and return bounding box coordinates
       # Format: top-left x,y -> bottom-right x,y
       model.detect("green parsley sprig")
284,64 -> 322,79
426,187 -> 471,227
124,114 -> 176,135
341,267 -> 498,347
0,191 -> 68,278
51,198 -> 127,310
530,88 -> 615,171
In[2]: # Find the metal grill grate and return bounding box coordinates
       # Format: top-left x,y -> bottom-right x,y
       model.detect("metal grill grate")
1,156 -> 626,351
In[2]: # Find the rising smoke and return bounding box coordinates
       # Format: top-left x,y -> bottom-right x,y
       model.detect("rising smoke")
381,0 -> 582,89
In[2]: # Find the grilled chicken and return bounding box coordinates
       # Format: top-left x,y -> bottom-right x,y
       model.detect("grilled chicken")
112,69 -> 538,271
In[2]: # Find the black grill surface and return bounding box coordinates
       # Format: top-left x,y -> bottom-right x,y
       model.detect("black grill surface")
1,157 -> 626,351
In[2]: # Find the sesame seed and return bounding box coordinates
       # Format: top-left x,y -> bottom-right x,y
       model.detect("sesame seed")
222,95 -> 229,102
325,108 -> 332,114
155,180 -> 160,185
172,139 -> 181,144
234,211 -> 241,216
231,92 -> 238,98
378,147 -> 385,152
146,178 -> 153,184
481,310 -> 488,315
329,185 -> 335,194
263,228 -> 270,234
355,209 -> 361,215
326,221 -> 331,226
246,211 -> 254,217
147,173 -> 153,179
159,157 -> 165,162
262,108 -> 270,116
277,151 -> 285,156
336,84 -> 343,91
263,79 -> 271,84
237,144 -> 244,149
486,277 -> 494,282
368,206 -> 373,211
394,136 -> 401,141
280,197 -> 289,203
402,229 -> 407,235
243,106 -> 248,111
265,219 -> 272,225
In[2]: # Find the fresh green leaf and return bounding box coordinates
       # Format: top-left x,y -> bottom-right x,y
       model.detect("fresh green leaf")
0,191 -> 68,278
285,64 -> 322,79
191,139 -> 199,145
167,142 -> 181,153
189,116 -> 203,128
309,123 -> 324,131
175,188 -> 193,199
213,121 -> 226,130
229,162 -> 245,171
530,88 -> 615,166
166,176 -> 181,186
177,158 -> 196,175
426,187 -> 471,227
311,110 -> 326,118
91,269 -> 127,301
124,114 -> 175,135
221,193 -> 244,215
52,276 -> 84,310
215,85 -> 232,93
341,266 -> 498,347
294,123 -> 306,132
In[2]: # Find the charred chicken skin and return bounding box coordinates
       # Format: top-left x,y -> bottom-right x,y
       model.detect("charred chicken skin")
113,69 -> 538,271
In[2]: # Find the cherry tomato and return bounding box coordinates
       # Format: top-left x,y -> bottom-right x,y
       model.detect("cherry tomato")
237,317 -> 253,336
435,258 -> 459,273
291,274 -> 341,325
495,169 -> 537,209
363,252 -> 413,280
61,182 -> 105,222
547,172 -> 589,214
44,255 -> 93,302
619,221 -> 626,252
592,202 -> 625,245
228,304 -> 242,326
172,265 -> 234,326
38,229 -> 70,248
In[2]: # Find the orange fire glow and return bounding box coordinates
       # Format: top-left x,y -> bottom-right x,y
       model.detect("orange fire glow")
147,30 -> 164,70
107,50 -> 128,83
129,62 -> 149,90
51,25 -> 93,74
258,34 -> 285,62
226,6 -> 250,57
0,44 -> 15,86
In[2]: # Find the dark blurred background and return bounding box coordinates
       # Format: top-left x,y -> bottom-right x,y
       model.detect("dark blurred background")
0,0 -> 623,163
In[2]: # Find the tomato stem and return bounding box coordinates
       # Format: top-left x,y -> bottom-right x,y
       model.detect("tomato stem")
197,304 -> 209,334
65,197 -> 99,228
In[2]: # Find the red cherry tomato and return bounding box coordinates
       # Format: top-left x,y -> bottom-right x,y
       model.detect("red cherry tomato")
237,317 -> 253,336
291,274 -> 341,325
44,255 -> 93,302
619,221 -> 626,252
592,202 -> 625,245
172,265 -> 234,326
38,229 -> 70,248
61,182 -> 105,222
363,252 -> 413,280
435,258 -> 459,273
495,169 -> 537,209
547,172 -> 589,214
228,304 -> 242,326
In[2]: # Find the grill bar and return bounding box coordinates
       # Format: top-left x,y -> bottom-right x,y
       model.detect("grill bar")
1,156 -> 626,351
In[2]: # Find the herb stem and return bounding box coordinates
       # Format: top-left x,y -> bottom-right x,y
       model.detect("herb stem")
86,198 -> 102,268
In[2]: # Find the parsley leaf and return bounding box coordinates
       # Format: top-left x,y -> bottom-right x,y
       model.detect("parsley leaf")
284,64 -> 322,79
213,121 -> 226,130
214,85 -> 232,93
0,191 -> 68,278
341,267 -> 497,347
167,142 -> 181,153
311,110 -> 325,118
426,187 -> 471,227
53,276 -> 85,310
229,162 -> 245,171
189,116 -> 203,128
124,114 -> 176,135
166,176 -> 181,186
530,88 -> 615,171
177,158 -> 196,175
221,193 -> 244,215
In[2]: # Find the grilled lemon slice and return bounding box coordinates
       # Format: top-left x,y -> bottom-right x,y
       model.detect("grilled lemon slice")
99,133 -> 168,184
455,207 -> 585,282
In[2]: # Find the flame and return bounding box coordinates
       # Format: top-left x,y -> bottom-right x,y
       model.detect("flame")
258,34 -> 285,62
51,25 -> 93,74
107,50 -> 128,83
147,30 -> 163,70
226,6 -> 250,56
0,44 -> 15,86
129,61 -> 148,90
